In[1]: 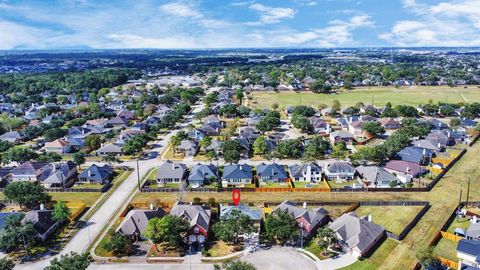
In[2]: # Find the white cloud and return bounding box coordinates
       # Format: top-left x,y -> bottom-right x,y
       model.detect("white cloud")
246,3 -> 295,25
159,2 -> 202,18
106,33 -> 200,49
0,21 -> 51,49
380,0 -> 480,46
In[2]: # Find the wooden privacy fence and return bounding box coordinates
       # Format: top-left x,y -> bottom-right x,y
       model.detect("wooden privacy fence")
440,231 -> 463,242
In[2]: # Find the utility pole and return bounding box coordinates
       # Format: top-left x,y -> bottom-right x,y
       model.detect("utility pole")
459,189 -> 463,206
466,177 -> 471,207
136,157 -> 141,191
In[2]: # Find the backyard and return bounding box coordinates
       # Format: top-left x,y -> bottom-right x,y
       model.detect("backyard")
433,237 -> 459,262
355,205 -> 425,235
247,86 -> 480,109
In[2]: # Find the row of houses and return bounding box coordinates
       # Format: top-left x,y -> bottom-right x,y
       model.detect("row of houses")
117,200 -> 385,257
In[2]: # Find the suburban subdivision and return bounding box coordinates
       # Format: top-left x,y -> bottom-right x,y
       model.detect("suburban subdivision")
2,39 -> 480,270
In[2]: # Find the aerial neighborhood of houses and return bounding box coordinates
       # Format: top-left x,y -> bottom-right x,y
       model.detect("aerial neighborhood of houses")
2,49 -> 480,270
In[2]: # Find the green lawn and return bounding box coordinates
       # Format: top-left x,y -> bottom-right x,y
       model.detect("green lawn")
355,206 -> 425,235
49,192 -> 102,207
292,181 -> 324,188
327,180 -> 357,189
446,216 -> 471,234
71,183 -> 104,189
258,182 -> 291,188
339,238 -> 399,270
433,238 -> 458,262
248,86 -> 480,109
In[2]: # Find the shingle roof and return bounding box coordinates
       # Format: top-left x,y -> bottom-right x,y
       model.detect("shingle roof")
356,166 -> 398,184
78,164 -> 113,183
157,160 -> 187,180
276,200 -> 328,230
22,210 -> 58,236
256,163 -> 287,179
222,164 -> 252,180
220,205 -> 262,221
289,162 -> 322,178
457,239 -> 480,259
169,202 -> 211,231
327,162 -> 355,174
188,164 -> 217,182
117,209 -> 165,236
329,212 -> 385,255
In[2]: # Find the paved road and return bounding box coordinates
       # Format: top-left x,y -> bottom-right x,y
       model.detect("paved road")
14,104 -> 204,270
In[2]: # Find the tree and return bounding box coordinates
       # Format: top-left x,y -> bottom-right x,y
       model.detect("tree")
214,261 -> 256,270
0,214 -> 37,254
362,121 -> 385,137
213,209 -> 255,244
317,227 -> 337,255
44,128 -> 67,142
264,210 -> 299,244
4,181 -> 51,209
199,136 -> 212,151
144,216 -> 189,248
0,140 -> 13,153
0,258 -> 14,270
72,152 -> 85,170
85,134 -> 102,150
205,150 -> 216,163
330,142 -> 348,160
275,139 -> 303,159
234,89 -> 244,103
256,116 -> 280,134
221,140 -> 243,164
450,117 -> 461,127
102,154 -> 123,167
416,247 -> 442,270
37,152 -> 62,163
253,136 -> 268,155
52,200 -> 71,225
2,147 -> 38,164
303,136 -> 331,160
45,252 -> 92,270
103,232 -> 134,257
291,115 -> 313,133
123,135 -> 148,156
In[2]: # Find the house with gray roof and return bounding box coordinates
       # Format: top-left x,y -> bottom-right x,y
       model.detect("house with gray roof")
329,212 -> 386,257
169,202 -> 211,244
156,160 -> 187,184
11,162 -> 51,182
256,163 -> 288,183
384,160 -> 426,183
413,139 -> 443,152
289,162 -> 323,182
356,166 -> 399,188
329,131 -> 354,145
325,161 -> 355,181
22,210 -> 60,241
78,164 -> 113,184
42,161 -> 77,188
275,201 -> 329,236
396,146 -> 434,165
188,164 -> 217,187
457,239 -> 480,269
174,140 -> 198,157
95,143 -> 123,156
116,208 -> 165,241
0,131 -> 22,144
466,222 -> 480,240
220,204 -> 263,234
221,164 -> 252,187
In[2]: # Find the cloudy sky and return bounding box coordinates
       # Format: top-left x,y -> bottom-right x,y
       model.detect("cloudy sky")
1,0 -> 480,49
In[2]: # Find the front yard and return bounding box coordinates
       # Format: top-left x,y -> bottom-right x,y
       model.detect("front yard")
339,238 -> 398,270
202,241 -> 240,257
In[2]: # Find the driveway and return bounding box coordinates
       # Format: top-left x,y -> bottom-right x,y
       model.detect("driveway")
242,247 -> 317,270
313,252 -> 357,270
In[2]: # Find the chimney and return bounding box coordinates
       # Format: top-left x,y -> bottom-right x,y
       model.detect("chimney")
303,202 -> 307,209
40,203 -> 45,210
437,143 -> 441,149
149,203 -> 154,210
423,149 -> 426,155
88,170 -> 92,177
367,214 -> 372,222
406,166 -> 410,173
473,215 -> 478,224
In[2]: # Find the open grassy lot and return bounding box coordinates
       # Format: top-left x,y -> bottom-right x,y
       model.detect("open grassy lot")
313,204 -> 355,219
248,86 -> 480,109
355,206 -> 425,235
446,216 -> 471,234
340,238 -> 399,270
433,238 -> 458,262
49,192 -> 102,207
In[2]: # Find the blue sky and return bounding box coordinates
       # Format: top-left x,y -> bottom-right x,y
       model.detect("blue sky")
1,0 -> 480,49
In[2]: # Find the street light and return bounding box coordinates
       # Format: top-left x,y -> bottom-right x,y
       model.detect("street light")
300,222 -> 304,249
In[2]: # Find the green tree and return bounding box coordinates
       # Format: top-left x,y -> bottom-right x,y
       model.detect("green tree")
0,258 -> 14,270
291,115 -> 313,133
362,121 -> 385,136
37,152 -> 62,163
0,214 -> 37,254
85,135 -> 102,150
72,152 -> 85,170
4,181 -> 51,209
221,140 -> 243,164
213,209 -> 255,244
214,261 -> 256,270
145,216 -> 189,248
52,200 -> 71,224
330,142 -> 349,160
416,247 -> 442,270
102,154 -> 123,167
44,128 -> 67,142
2,147 -> 38,164
252,136 -> 268,155
45,252 -> 92,270
303,136 -> 331,161
200,136 -> 212,151
103,232 -> 134,257
264,210 -> 299,244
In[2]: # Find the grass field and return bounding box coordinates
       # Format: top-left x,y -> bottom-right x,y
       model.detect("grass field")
339,238 -> 399,270
50,192 -> 102,207
355,206 -> 425,235
433,238 -> 458,262
248,86 -> 480,109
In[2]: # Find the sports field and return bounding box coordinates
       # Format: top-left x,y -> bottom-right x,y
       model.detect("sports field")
247,86 -> 480,109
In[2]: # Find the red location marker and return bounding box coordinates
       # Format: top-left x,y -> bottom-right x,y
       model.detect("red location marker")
232,189 -> 241,206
